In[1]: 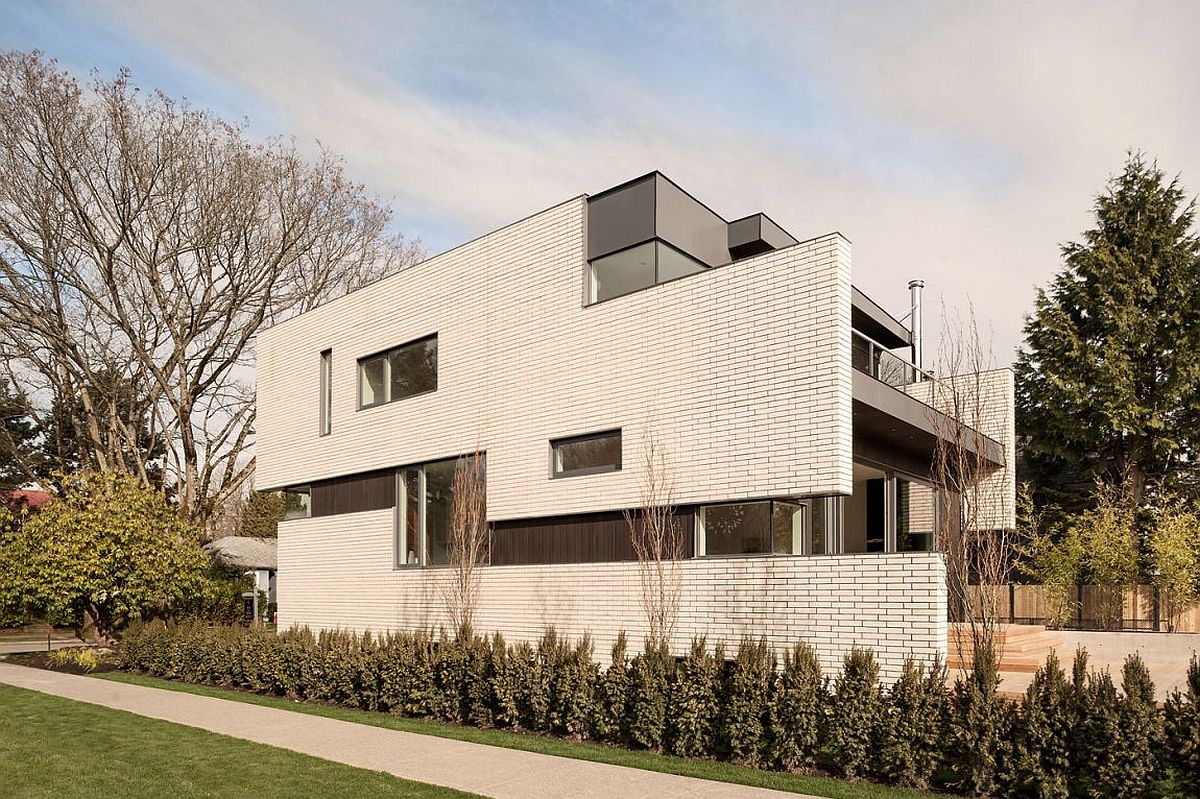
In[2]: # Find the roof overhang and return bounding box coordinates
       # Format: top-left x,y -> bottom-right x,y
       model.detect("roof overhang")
852,370 -> 1006,470
852,287 -> 911,350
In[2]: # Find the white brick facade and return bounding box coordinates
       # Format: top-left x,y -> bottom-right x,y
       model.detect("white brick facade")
278,509 -> 946,680
257,198 -> 854,517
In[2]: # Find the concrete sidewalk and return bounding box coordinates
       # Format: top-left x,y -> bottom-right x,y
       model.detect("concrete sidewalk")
0,663 -> 815,799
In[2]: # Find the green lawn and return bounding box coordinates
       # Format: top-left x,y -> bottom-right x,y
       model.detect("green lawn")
96,671 -> 948,799
0,682 -> 479,799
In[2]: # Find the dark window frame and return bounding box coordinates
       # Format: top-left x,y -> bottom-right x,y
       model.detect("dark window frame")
356,333 -> 438,411
550,429 -> 623,478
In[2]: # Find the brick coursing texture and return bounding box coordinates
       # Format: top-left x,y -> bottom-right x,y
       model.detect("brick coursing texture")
905,368 -> 1016,530
255,198 -> 853,519
278,509 -> 947,681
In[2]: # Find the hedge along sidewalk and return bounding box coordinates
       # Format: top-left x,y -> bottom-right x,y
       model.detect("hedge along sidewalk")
0,663 -> 809,799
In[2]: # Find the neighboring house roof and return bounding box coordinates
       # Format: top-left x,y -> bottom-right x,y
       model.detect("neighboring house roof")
1,488 -> 51,509
204,536 -> 277,571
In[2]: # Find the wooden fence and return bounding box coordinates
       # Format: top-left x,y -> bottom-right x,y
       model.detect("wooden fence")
965,584 -> 1200,632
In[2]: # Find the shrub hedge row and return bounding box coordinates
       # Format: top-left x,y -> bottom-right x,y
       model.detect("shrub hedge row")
117,622 -> 1200,797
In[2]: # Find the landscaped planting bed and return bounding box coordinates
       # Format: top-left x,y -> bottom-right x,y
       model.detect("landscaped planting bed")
115,621 -> 1200,798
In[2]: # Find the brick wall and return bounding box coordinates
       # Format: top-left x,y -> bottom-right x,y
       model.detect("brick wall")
278,509 -> 947,681
256,198 -> 854,520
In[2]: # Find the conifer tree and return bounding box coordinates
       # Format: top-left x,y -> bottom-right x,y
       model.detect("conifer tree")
1016,153 -> 1200,511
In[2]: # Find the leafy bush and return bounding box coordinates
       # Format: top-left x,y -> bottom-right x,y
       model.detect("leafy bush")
1164,655 -> 1200,794
768,640 -> 824,773
721,637 -> 773,766
827,647 -> 882,779
666,637 -> 722,758
873,657 -> 947,789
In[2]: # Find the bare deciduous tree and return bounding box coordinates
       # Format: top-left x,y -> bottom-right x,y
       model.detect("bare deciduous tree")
0,51 -> 421,523
443,451 -> 489,634
624,427 -> 684,647
924,302 -> 1016,665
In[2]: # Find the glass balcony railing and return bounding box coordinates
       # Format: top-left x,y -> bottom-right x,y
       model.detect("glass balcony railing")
851,329 -> 927,389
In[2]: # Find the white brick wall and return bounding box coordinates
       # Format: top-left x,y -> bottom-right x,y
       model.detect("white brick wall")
905,368 -> 1016,529
255,198 -> 854,519
278,509 -> 947,680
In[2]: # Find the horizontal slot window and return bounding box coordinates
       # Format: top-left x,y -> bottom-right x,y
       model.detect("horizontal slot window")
359,334 -> 437,409
551,429 -> 622,478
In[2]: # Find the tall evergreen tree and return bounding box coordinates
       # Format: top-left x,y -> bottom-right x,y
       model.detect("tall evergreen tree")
1016,153 -> 1200,511
0,374 -> 38,492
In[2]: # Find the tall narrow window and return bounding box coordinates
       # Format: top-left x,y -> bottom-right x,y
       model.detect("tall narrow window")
395,469 -> 421,567
319,349 -> 332,436
423,458 -> 457,566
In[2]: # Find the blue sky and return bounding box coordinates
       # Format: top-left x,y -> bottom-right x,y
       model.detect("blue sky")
5,0 -> 1199,363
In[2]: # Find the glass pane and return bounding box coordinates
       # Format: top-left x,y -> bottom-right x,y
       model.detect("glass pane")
319,350 -> 331,435
423,458 -> 457,566
283,487 -> 311,520
704,502 -> 770,556
898,478 -> 938,552
655,241 -> 707,283
553,431 -> 621,476
398,469 -> 421,566
360,356 -> 386,407
771,502 -> 805,555
389,337 -> 437,401
810,499 -> 827,555
590,242 -> 655,302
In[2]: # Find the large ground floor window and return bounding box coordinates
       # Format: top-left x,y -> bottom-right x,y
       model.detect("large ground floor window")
395,454 -> 483,568
697,499 -> 833,557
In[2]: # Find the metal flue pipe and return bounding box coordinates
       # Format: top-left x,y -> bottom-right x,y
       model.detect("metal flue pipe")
908,279 -> 925,375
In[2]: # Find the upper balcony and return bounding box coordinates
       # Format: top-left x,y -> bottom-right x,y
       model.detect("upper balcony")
850,323 -> 1005,471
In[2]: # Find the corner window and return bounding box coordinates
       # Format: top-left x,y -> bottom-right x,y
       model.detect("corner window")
551,429 -> 622,478
589,241 -> 707,303
319,349 -> 332,436
283,486 -> 311,520
699,500 -> 809,557
358,334 -> 437,409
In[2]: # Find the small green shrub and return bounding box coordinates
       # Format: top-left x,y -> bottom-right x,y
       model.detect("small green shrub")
626,639 -> 672,751
1111,654 -> 1160,798
948,642 -> 1017,797
1164,655 -> 1200,794
873,656 -> 947,789
827,646 -> 882,779
593,632 -> 630,743
767,640 -> 824,773
666,637 -> 722,758
1013,650 -> 1074,799
544,633 -> 598,739
721,637 -> 774,766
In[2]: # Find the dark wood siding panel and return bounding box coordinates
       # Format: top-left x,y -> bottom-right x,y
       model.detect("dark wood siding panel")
312,469 -> 395,517
491,508 -> 695,565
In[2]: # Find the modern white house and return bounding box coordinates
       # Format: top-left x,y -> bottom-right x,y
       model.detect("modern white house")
255,172 -> 1015,678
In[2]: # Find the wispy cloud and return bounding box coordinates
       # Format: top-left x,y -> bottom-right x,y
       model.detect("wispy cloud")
6,0 -> 1199,364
